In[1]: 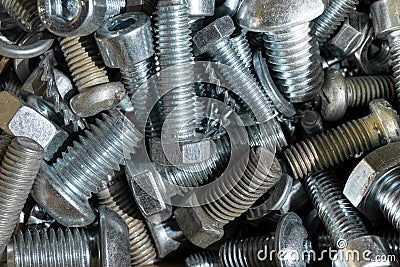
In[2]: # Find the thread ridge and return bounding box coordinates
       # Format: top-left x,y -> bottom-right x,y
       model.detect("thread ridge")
0,0 -> 43,32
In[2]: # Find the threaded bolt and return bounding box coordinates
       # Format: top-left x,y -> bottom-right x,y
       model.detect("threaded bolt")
231,31 -> 252,69
314,0 -> 360,45
0,133 -> 12,161
185,251 -> 222,267
0,137 -> 43,254
32,111 -> 142,227
0,0 -> 44,32
284,99 -> 400,179
321,69 -> 395,121
97,176 -> 157,266
389,34 -> 400,103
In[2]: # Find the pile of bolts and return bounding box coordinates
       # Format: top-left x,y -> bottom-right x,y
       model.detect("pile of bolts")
1,0 -> 400,266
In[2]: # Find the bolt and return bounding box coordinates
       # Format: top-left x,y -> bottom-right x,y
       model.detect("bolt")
0,137 -> 43,254
0,0 -> 44,32
187,0 -> 215,34
305,170 -> 394,266
194,16 -> 276,122
321,69 -> 395,121
175,147 -> 281,248
284,99 -> 400,179
185,251 -> 221,267
237,0 -> 325,103
301,110 -> 324,136
6,205 -> 130,267
219,212 -> 310,267
32,110 -> 142,227
230,30 -> 252,69
97,175 -> 157,266
344,142 -> 400,231
371,0 -> 400,104
0,133 -> 12,161
314,0 -> 360,45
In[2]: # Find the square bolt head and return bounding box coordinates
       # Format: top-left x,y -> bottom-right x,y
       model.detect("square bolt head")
193,16 -> 235,54
371,0 -> 400,38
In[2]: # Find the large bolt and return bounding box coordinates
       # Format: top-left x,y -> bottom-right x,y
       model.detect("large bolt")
1,0 -> 44,32
284,99 -> 400,179
237,0 -> 325,103
321,69 -> 395,121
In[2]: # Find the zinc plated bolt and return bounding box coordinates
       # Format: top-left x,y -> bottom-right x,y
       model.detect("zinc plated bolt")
237,0 -> 325,103
0,137 -> 43,255
314,0 -> 360,45
32,110 -> 142,227
6,206 -> 130,267
321,69 -> 395,121
284,99 -> 400,179
0,0 -> 44,32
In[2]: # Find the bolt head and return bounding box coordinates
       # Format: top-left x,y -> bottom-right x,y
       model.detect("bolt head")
320,69 -> 348,121
186,0 -> 215,17
237,0 -> 325,32
371,0 -> 400,39
369,99 -> 400,143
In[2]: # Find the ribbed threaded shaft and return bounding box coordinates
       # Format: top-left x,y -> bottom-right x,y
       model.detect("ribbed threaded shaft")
231,32 -> 252,69
201,147 -> 281,225
219,236 -> 276,267
142,0 -> 158,15
155,0 -> 199,140
373,165 -> 400,231
305,171 -> 368,246
105,0 -> 126,18
284,112 -> 389,179
314,0 -> 359,44
0,137 -> 43,254
264,22 -> 324,103
346,75 -> 395,109
388,33 -> 400,102
49,112 -> 141,212
97,178 -> 156,266
379,230 -> 400,261
0,133 -> 12,162
185,251 -> 222,267
208,38 -> 275,122
0,0 -> 43,32
60,36 -> 109,91
8,228 -> 91,267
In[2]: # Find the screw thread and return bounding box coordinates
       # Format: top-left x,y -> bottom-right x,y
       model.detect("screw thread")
142,0 -> 158,15
314,0 -> 359,44
388,34 -> 400,102
155,0 -> 199,140
97,178 -> 157,266
378,230 -> 400,261
246,120 -> 287,151
231,32 -> 252,69
305,171 -> 368,246
346,75 -> 395,109
201,147 -> 280,225
374,165 -> 400,231
219,236 -> 276,267
8,228 -> 91,267
264,22 -> 324,103
49,112 -> 141,212
284,112 -> 386,179
0,0 -> 43,32
0,137 -> 43,254
105,0 -> 126,18
185,251 -> 222,267
0,133 -> 12,162
208,38 -> 276,122
60,36 -> 109,91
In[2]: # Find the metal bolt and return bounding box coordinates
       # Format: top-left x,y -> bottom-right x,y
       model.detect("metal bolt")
284,99 -> 400,179
230,31 -> 252,69
321,69 -> 395,121
301,110 -> 324,136
185,251 -> 221,267
0,0 -> 44,32
6,206 -> 130,267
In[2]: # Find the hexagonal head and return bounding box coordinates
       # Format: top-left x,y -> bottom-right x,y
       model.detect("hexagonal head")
327,19 -> 363,57
371,0 -> 400,39
193,16 -> 235,54
369,99 -> 400,143
96,12 -> 154,68
344,142 -> 400,219
187,0 -> 215,17
321,69 -> 348,121
0,91 -> 68,160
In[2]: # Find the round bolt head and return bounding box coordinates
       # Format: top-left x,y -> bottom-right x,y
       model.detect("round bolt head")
237,0 -> 325,32
320,69 -> 348,121
369,99 -> 400,143
371,0 -> 400,39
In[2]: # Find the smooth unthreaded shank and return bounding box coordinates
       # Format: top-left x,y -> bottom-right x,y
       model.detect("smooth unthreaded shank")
0,0 -> 44,32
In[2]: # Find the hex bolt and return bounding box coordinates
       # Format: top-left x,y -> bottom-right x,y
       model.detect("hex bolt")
6,206 -> 130,267
301,110 -> 324,136
155,0 -> 200,141
230,30 -> 252,69
0,137 -> 43,254
219,213 -> 310,267
185,251 -> 221,267
305,171 -> 394,266
284,99 -> 400,179
314,0 -> 360,45
32,110 -> 142,227
194,16 -> 276,122
186,0 -> 215,34
321,69 -> 395,121
237,0 -> 325,103
371,0 -> 400,102
175,147 -> 282,248
97,176 -> 157,266
344,142 -> 400,232
60,36 -> 126,117
0,0 -> 44,32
